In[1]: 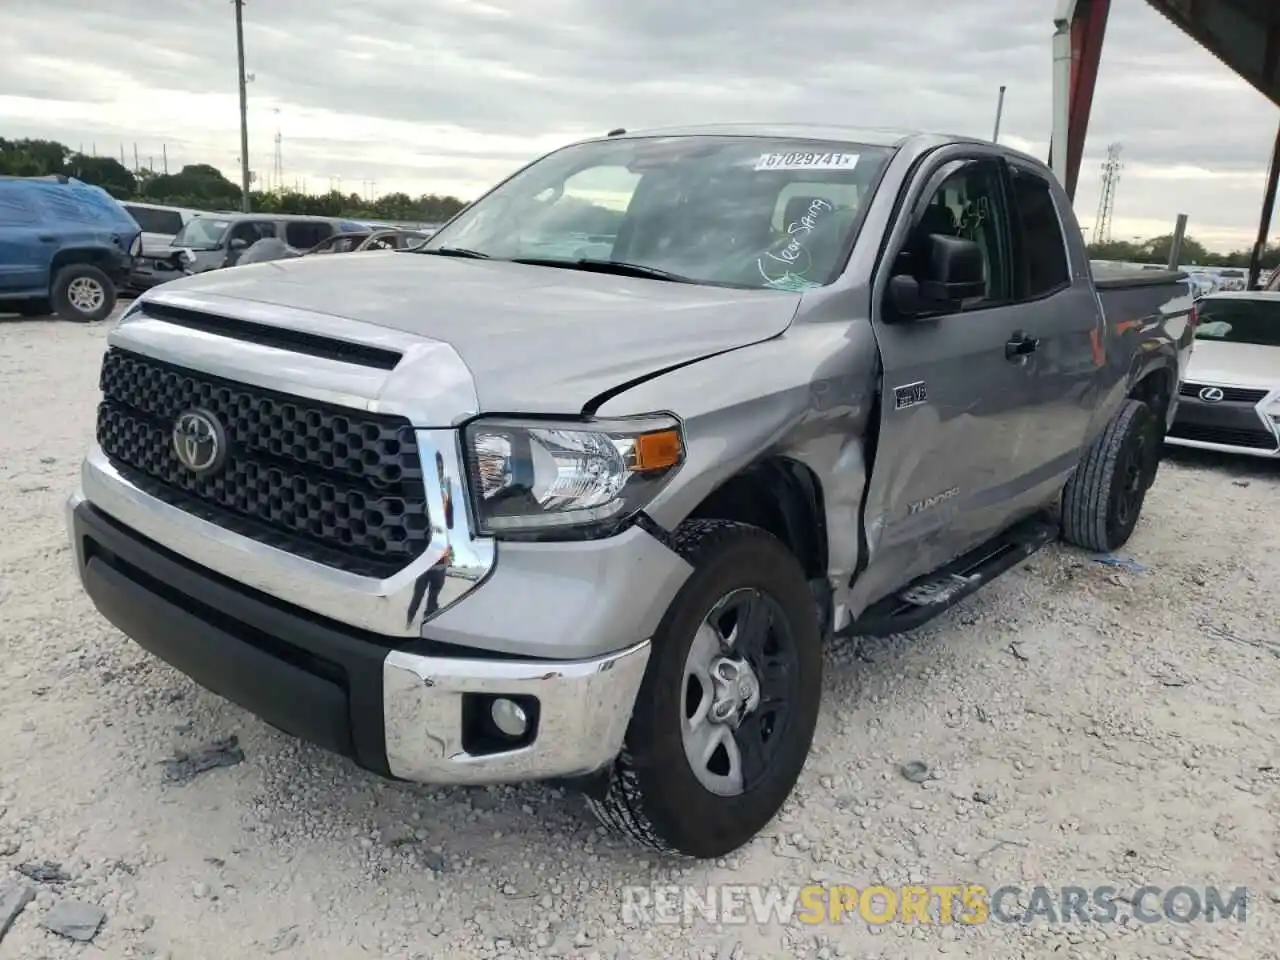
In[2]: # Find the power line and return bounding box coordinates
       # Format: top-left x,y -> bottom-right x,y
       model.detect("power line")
1092,142 -> 1123,246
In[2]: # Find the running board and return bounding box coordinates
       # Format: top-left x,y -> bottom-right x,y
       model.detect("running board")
842,512 -> 1059,638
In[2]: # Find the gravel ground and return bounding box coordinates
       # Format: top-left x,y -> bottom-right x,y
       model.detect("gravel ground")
2,311 -> 1279,959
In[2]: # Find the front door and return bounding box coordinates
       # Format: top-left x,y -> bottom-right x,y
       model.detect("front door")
853,150 -> 1043,609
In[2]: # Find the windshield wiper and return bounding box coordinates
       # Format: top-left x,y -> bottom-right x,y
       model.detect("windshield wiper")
420,246 -> 491,259
511,257 -> 694,284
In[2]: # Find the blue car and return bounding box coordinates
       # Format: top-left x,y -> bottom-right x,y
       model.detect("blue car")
0,174 -> 141,321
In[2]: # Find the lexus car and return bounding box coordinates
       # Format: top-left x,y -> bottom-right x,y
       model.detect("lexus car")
1166,291 -> 1280,458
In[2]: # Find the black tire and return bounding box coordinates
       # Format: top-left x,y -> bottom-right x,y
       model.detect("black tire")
16,298 -> 51,317
1061,399 -> 1159,553
585,519 -> 823,858
50,263 -> 116,322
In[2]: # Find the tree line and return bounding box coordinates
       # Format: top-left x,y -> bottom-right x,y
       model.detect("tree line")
0,137 -> 468,223
1085,235 -> 1278,270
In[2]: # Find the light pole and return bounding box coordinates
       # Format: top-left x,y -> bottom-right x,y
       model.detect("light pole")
234,0 -> 251,212
992,85 -> 1007,143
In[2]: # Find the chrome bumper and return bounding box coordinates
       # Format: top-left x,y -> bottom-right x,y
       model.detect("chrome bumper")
1163,435 -> 1280,458
383,640 -> 649,783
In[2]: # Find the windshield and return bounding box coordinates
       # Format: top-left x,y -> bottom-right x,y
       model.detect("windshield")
421,135 -> 894,290
172,217 -> 232,250
1194,297 -> 1280,347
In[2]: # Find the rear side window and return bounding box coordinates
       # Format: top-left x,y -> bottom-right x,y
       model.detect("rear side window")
0,185 -> 41,226
35,186 -> 98,225
285,221 -> 335,249
1008,167 -> 1070,298
125,205 -> 184,235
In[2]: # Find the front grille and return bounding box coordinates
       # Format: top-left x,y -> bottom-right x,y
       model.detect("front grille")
1167,422 -> 1279,451
96,348 -> 430,577
1178,382 -> 1269,404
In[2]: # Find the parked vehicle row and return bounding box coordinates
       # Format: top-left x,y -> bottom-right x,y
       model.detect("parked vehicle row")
68,124 -> 1194,859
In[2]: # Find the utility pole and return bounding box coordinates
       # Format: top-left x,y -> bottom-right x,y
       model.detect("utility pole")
163,143 -> 169,175
991,85 -> 1006,143
234,0 -> 252,212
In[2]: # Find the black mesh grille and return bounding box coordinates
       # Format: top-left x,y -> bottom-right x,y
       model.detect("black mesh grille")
96,348 -> 430,577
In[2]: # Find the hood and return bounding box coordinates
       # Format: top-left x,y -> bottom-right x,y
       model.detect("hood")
151,251 -> 803,414
1186,339 -> 1280,391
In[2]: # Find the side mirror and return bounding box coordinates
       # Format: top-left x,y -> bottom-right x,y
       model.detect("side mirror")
229,237 -> 249,251
887,234 -> 986,320
919,234 -> 986,303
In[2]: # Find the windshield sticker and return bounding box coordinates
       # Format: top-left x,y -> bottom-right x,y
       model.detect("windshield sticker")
754,152 -> 859,172
756,197 -> 835,289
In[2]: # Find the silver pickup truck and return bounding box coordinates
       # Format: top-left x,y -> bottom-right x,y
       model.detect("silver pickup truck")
67,124 -> 1194,858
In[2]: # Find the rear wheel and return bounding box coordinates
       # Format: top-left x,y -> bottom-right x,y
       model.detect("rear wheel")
51,264 -> 116,322
1061,399 -> 1159,553
586,520 -> 823,858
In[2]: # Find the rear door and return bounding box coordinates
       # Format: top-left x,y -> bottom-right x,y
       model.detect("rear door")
996,160 -> 1102,509
0,183 -> 50,294
857,146 -> 1043,604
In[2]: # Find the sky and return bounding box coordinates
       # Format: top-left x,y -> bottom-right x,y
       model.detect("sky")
1,0 -> 1276,252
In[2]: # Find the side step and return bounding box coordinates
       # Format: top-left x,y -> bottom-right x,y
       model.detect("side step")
842,512 -> 1059,638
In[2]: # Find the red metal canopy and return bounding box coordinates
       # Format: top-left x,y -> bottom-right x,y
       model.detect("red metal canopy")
1057,0 -> 1280,286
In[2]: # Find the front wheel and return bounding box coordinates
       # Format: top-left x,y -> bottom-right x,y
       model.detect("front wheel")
586,520 -> 823,858
51,264 -> 117,322
1061,398 -> 1159,553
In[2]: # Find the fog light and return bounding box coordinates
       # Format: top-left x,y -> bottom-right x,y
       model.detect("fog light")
490,697 -> 529,738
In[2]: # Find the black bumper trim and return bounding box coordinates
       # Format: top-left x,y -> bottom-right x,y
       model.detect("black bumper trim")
73,501 -> 393,776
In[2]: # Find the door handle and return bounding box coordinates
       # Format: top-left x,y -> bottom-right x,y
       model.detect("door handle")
37,233 -> 57,242
1005,331 -> 1039,360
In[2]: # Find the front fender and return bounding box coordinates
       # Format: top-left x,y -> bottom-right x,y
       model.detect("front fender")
593,321 -> 879,588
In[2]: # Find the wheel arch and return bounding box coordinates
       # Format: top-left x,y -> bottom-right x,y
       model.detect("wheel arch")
682,456 -> 828,582
51,246 -> 120,276
1127,362 -> 1176,431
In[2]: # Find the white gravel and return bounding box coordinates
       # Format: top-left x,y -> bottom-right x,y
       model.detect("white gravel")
1,311 -> 1279,959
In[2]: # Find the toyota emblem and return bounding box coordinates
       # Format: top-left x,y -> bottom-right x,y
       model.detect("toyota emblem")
1198,386 -> 1225,403
172,409 -> 228,474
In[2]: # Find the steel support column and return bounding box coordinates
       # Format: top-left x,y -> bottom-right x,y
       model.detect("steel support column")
1248,119 -> 1280,290
1050,0 -> 1110,202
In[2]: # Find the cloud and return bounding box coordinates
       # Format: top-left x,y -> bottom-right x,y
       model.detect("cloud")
1,0 -> 1276,250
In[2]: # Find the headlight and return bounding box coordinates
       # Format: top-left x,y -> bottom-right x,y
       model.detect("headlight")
129,233 -> 142,257
463,415 -> 684,536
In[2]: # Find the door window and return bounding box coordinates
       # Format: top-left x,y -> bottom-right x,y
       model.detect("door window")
285,220 -> 336,249
229,220 -> 276,246
1007,167 -> 1070,299
903,159 -> 1012,309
